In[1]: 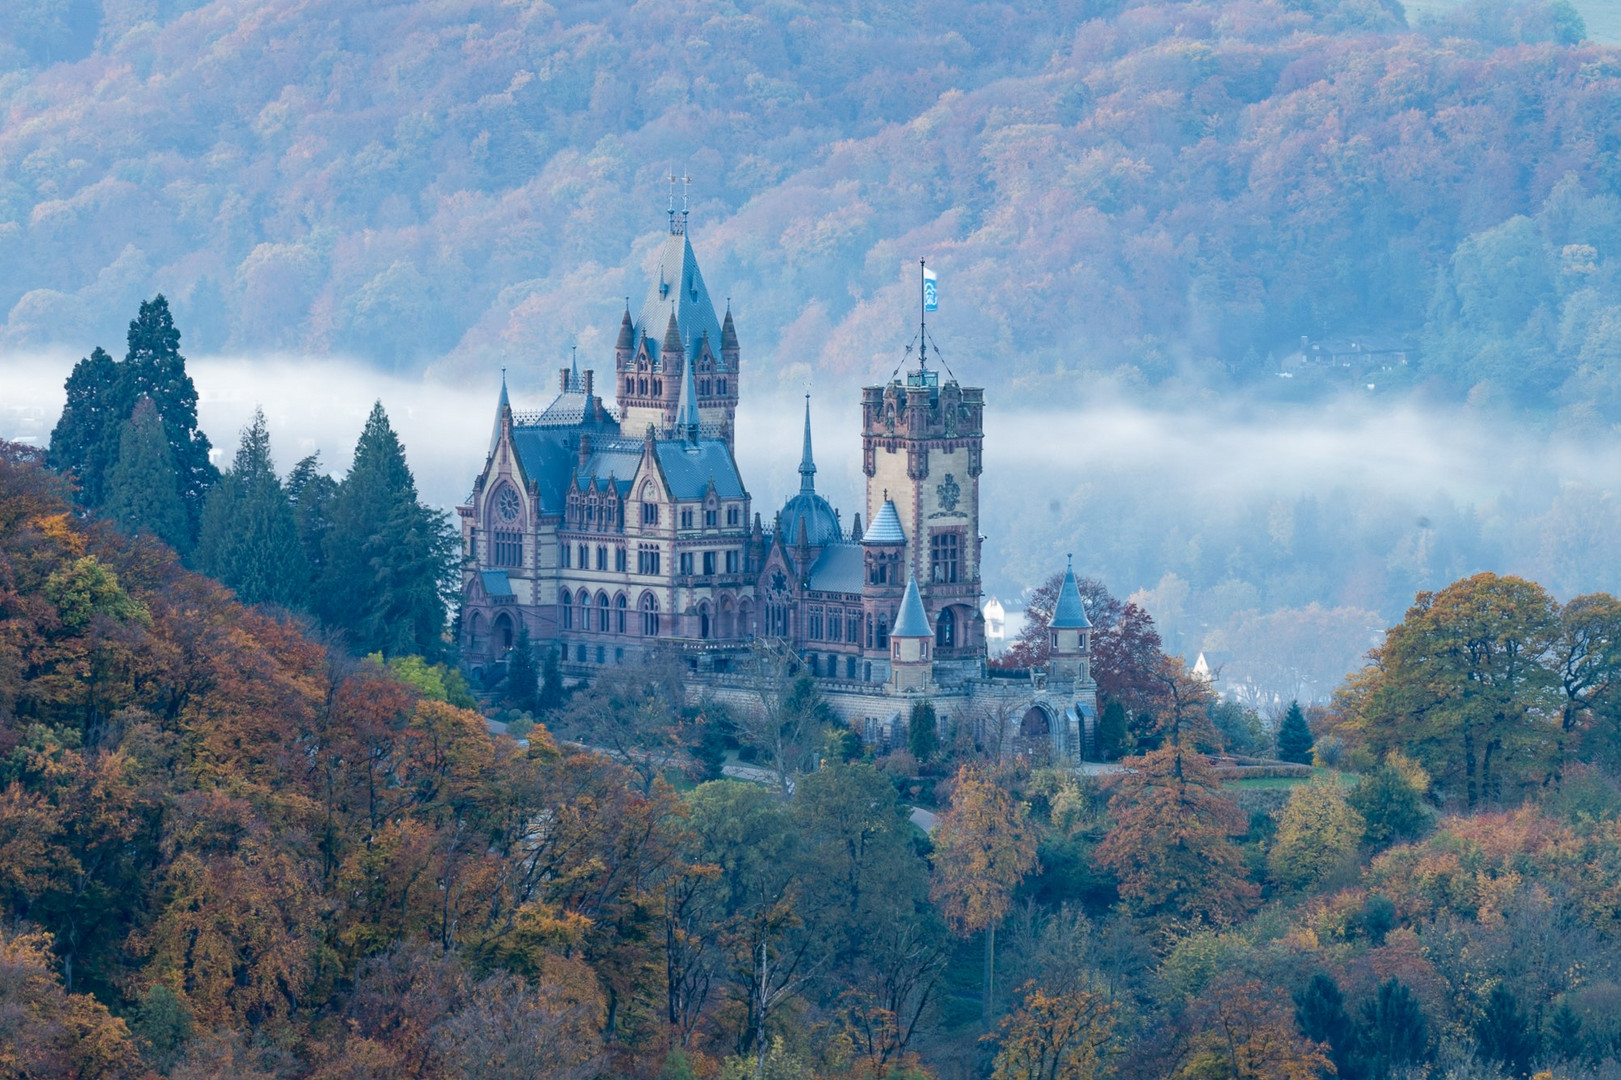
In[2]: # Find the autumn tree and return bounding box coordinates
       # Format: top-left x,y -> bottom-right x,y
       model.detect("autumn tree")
1346,753 -> 1432,848
1344,574 -> 1560,808
930,765 -> 1040,1021
1551,592 -> 1621,772
0,927 -> 139,1079
990,982 -> 1116,1080
1267,778 -> 1364,892
1094,657 -> 1257,924
1175,978 -> 1332,1080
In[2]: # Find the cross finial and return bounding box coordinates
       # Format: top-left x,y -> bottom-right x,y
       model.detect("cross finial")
666,170 -> 678,233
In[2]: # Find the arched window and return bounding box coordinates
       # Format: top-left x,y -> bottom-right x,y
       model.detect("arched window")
577,590 -> 590,630
597,592 -> 610,632
467,611 -> 483,651
641,593 -> 660,637
615,593 -> 627,633
876,613 -> 889,648
561,594 -> 573,629
699,603 -> 710,639
494,612 -> 514,652
936,607 -> 956,649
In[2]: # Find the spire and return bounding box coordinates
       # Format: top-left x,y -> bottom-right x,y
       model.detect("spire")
489,368 -> 510,454
798,394 -> 817,495
570,346 -> 580,392
862,498 -> 906,546
676,341 -> 701,441
1049,554 -> 1092,630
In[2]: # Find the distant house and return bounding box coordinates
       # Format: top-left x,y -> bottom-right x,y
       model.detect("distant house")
1280,334 -> 1412,374
983,596 -> 1006,643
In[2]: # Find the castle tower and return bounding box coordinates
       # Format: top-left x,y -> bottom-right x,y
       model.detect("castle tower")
615,210 -> 738,447
889,570 -> 934,692
861,363 -> 984,660
1047,556 -> 1092,685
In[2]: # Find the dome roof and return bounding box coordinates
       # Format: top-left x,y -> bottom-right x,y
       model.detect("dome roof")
777,393 -> 842,547
779,491 -> 842,546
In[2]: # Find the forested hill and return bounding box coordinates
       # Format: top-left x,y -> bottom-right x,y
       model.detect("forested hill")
0,0 -> 1616,411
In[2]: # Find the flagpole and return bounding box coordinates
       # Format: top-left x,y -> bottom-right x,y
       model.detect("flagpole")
919,258 -> 927,370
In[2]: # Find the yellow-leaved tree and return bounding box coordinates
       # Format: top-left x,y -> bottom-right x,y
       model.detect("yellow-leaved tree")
1267,777 -> 1365,892
990,982 -> 1116,1080
930,766 -> 1040,1022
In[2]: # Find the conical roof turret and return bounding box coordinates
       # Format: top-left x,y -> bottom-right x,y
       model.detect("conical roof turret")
661,309 -> 683,365
616,304 -> 634,350
863,498 -> 905,545
721,304 -> 738,352
1049,556 -> 1092,630
892,571 -> 933,639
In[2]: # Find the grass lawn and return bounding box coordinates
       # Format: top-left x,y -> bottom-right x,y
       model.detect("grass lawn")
1224,767 -> 1356,790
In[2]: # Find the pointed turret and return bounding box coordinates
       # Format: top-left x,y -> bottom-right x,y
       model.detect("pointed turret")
489,370 -> 510,455
1049,557 -> 1091,630
676,342 -> 701,441
892,572 -> 933,639
850,512 -> 863,542
721,304 -> 739,353
863,498 -> 906,546
616,305 -> 634,351
661,309 -> 683,368
798,394 -> 817,495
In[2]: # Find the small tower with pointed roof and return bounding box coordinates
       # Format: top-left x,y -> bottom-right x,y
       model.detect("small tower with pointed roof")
889,570 -> 934,691
1047,556 -> 1093,684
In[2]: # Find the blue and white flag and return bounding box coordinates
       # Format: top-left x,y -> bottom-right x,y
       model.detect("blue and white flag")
922,266 -> 939,312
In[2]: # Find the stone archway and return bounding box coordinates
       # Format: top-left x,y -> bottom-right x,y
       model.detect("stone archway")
1015,703 -> 1055,762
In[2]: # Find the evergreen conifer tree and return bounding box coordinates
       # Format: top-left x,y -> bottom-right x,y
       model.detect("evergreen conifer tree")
286,453 -> 337,589
538,645 -> 564,711
1359,978 -> 1429,1079
1476,985 -> 1537,1076
1098,698 -> 1128,760
319,402 -> 454,658
195,409 -> 310,609
48,296 -> 216,537
1277,700 -> 1315,764
104,398 -> 190,551
908,698 -> 939,762
505,624 -> 539,714
1295,973 -> 1362,1080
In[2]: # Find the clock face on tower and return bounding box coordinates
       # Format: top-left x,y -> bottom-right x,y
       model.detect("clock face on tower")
497,488 -> 521,522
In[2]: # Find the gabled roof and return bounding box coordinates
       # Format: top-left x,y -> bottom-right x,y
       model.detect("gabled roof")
1050,560 -> 1092,630
654,440 -> 746,500
892,572 -> 932,639
807,542 -> 863,595
863,499 -> 905,545
631,232 -> 725,370
480,569 -> 514,598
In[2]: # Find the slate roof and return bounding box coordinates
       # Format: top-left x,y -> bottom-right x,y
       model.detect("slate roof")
489,375 -> 509,454
509,427 -> 577,513
807,543 -> 863,595
779,492 -> 843,546
480,570 -> 514,598
1050,562 -> 1092,630
631,232 -> 725,370
863,499 -> 905,545
892,573 -> 933,638
654,440 -> 746,499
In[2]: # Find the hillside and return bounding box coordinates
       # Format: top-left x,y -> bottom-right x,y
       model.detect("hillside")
0,0 -> 1615,411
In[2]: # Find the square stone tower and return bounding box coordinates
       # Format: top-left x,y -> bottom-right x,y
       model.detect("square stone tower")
861,365 -> 984,660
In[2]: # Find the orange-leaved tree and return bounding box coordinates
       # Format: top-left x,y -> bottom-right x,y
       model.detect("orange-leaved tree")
1094,657 -> 1257,925
930,765 -> 1040,1022
989,981 -> 1116,1080
1173,978 -> 1332,1080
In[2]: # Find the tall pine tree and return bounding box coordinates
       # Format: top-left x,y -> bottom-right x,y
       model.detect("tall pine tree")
103,398 -> 190,551
47,296 -> 216,538
195,409 -> 310,609
319,402 -> 454,659
1277,700 -> 1315,764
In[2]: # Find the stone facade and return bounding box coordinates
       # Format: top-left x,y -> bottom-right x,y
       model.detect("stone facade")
458,218 -> 1100,761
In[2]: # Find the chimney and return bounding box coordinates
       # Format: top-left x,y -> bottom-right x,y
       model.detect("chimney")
582,370 -> 594,397
560,369 -> 571,393
578,432 -> 591,471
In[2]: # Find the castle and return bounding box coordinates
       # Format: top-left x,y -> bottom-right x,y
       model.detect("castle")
458,212 -> 1098,760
